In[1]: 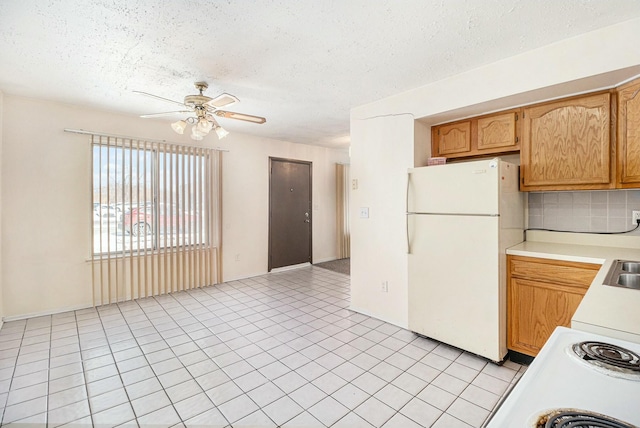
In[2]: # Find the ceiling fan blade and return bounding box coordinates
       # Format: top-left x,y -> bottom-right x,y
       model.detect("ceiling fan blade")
140,110 -> 192,118
214,110 -> 266,124
205,93 -> 240,109
133,90 -> 185,107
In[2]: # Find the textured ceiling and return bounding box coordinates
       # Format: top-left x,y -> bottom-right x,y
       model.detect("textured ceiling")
1,1 -> 640,148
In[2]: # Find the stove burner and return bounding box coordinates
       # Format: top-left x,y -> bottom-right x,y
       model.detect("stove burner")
573,341 -> 640,373
539,410 -> 636,428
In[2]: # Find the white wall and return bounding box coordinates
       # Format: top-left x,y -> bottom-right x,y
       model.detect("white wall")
1,95 -> 348,319
0,90 -> 3,326
349,17 -> 640,328
220,129 -> 349,280
349,113 -> 425,327
355,18 -> 640,122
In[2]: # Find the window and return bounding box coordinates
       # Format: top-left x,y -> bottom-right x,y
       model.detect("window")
93,143 -> 207,255
90,135 -> 222,304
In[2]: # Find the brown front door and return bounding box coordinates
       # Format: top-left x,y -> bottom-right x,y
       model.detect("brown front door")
269,158 -> 312,271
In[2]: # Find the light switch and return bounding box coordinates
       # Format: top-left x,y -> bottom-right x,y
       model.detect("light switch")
359,207 -> 369,218
352,179 -> 358,190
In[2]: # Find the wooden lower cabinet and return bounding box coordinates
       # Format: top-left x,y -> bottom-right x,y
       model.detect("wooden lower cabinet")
507,255 -> 600,357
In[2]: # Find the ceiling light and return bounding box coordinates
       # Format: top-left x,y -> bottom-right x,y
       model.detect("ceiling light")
196,118 -> 213,134
215,125 -> 229,140
190,125 -> 205,141
170,114 -> 230,141
138,81 -> 266,141
171,120 -> 187,134
209,117 -> 228,140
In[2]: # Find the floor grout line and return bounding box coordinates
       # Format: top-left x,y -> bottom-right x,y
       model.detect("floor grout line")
0,267 -> 524,428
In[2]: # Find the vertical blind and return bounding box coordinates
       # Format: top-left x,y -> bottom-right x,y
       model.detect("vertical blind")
336,163 -> 350,259
91,135 -> 223,306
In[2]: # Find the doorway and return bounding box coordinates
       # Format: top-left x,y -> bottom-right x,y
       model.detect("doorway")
268,158 -> 312,271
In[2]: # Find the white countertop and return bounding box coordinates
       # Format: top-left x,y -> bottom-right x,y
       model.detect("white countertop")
507,231 -> 640,343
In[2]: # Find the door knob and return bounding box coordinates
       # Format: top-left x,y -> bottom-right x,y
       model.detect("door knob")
304,219 -> 310,223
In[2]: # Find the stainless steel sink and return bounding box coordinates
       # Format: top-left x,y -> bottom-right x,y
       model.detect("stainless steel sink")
622,261 -> 640,273
617,273 -> 640,289
604,260 -> 640,290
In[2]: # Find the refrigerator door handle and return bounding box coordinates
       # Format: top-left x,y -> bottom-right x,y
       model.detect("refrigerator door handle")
406,174 -> 411,254
404,173 -> 411,213
406,173 -> 410,215
406,215 -> 411,254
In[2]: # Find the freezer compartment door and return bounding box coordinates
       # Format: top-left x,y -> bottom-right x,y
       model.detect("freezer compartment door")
408,214 -> 505,361
408,159 -> 500,215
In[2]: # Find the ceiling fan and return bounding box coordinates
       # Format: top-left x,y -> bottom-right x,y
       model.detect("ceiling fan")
134,82 -> 266,141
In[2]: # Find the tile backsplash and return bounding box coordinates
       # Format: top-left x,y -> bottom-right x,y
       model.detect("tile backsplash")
528,190 -> 640,236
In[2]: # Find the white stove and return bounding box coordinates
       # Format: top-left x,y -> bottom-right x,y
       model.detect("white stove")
486,327 -> 640,427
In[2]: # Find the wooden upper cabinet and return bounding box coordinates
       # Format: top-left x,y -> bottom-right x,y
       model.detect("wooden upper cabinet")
427,82 -> 640,189
617,78 -> 640,188
520,92 -> 613,191
432,121 -> 471,155
477,111 -> 518,152
431,110 -> 520,159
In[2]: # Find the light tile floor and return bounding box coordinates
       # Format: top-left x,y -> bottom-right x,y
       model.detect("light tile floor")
0,266 -> 525,427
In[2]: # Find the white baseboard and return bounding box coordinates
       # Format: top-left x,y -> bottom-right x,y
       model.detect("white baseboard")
2,303 -> 93,323
223,271 -> 268,282
348,305 -> 409,330
270,262 -> 311,273
313,256 -> 341,264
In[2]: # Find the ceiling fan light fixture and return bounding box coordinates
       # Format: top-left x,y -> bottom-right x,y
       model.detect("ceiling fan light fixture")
136,82 -> 265,142
190,125 -> 206,141
196,118 -> 213,134
215,125 -> 229,140
171,120 -> 187,134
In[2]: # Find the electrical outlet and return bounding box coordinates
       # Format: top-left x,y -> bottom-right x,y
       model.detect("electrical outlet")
381,281 -> 388,292
633,210 -> 640,226
359,207 -> 369,218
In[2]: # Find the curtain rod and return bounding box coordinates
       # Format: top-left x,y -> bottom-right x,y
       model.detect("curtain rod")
64,128 -> 229,152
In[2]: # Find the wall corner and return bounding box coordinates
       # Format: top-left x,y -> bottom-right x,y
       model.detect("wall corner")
0,89 -> 4,327
413,120 -> 431,167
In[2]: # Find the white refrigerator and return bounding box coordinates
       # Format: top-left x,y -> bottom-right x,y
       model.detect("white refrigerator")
407,158 -> 524,362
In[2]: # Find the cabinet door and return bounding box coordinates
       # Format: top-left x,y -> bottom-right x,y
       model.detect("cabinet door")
521,92 -> 613,191
433,121 -> 471,155
508,277 -> 586,356
477,111 -> 518,151
617,78 -> 640,187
